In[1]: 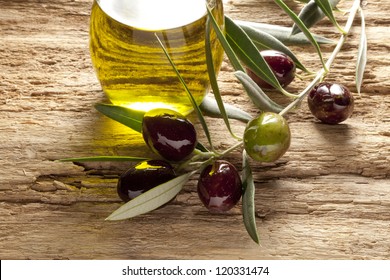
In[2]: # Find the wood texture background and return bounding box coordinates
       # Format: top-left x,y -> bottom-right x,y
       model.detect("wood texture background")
0,0 -> 389,259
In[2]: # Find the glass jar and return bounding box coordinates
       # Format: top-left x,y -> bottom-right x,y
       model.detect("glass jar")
89,0 -> 225,115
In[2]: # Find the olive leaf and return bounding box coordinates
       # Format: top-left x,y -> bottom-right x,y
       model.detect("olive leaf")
273,0 -> 328,72
205,16 -> 238,139
195,142 -> 210,153
155,33 -> 215,151
236,20 -> 335,45
225,16 -> 278,88
95,103 -> 144,133
208,9 -> 286,109
234,71 -> 284,113
208,9 -> 245,72
242,150 -> 259,244
200,96 -> 253,123
59,156 -> 150,162
292,0 -> 341,35
356,8 -> 367,95
314,0 -> 345,34
232,21 -> 310,72
106,171 -> 195,221
225,16 -> 296,98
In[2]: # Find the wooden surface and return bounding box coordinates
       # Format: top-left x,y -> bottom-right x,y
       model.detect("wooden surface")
1,0 -> 389,260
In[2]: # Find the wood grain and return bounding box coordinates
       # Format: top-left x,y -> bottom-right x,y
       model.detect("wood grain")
0,0 -> 389,259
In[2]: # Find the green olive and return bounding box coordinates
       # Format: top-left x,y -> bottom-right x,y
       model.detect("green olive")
243,112 -> 291,162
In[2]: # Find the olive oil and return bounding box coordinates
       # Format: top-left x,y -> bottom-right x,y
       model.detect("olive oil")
89,0 -> 224,115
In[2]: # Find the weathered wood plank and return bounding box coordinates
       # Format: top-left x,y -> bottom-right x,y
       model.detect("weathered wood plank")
0,0 -> 389,259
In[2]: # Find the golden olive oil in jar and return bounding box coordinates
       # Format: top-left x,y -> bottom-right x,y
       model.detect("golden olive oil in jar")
89,0 -> 224,115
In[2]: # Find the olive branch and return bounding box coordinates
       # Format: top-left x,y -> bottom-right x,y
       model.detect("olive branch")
61,0 -> 367,244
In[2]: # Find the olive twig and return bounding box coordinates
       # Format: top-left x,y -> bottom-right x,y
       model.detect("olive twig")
193,149 -> 216,158
176,150 -> 217,173
177,140 -> 245,172
295,72 -> 317,81
188,157 -> 216,171
219,141 -> 245,157
278,0 -> 362,117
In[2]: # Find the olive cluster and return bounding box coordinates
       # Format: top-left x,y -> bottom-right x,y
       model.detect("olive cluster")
117,50 -> 354,213
246,50 -> 354,124
117,108 -> 244,212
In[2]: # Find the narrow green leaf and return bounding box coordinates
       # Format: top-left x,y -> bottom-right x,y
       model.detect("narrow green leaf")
95,103 -> 144,133
356,8 -> 367,95
207,8 -> 245,72
225,16 -> 284,92
195,142 -> 210,153
242,150 -> 259,244
314,0 -> 345,34
210,13 -> 297,98
273,0 -> 328,71
234,71 -> 284,113
236,20 -> 335,45
234,22 -> 310,72
59,156 -> 149,162
155,34 -> 214,151
292,0 -> 340,35
200,96 -> 253,123
106,172 -> 194,221
205,16 -> 238,139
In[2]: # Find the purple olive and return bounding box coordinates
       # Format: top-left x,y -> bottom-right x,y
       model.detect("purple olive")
142,108 -> 197,162
197,160 -> 242,213
246,50 -> 296,89
117,160 -> 176,202
307,82 -> 354,124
